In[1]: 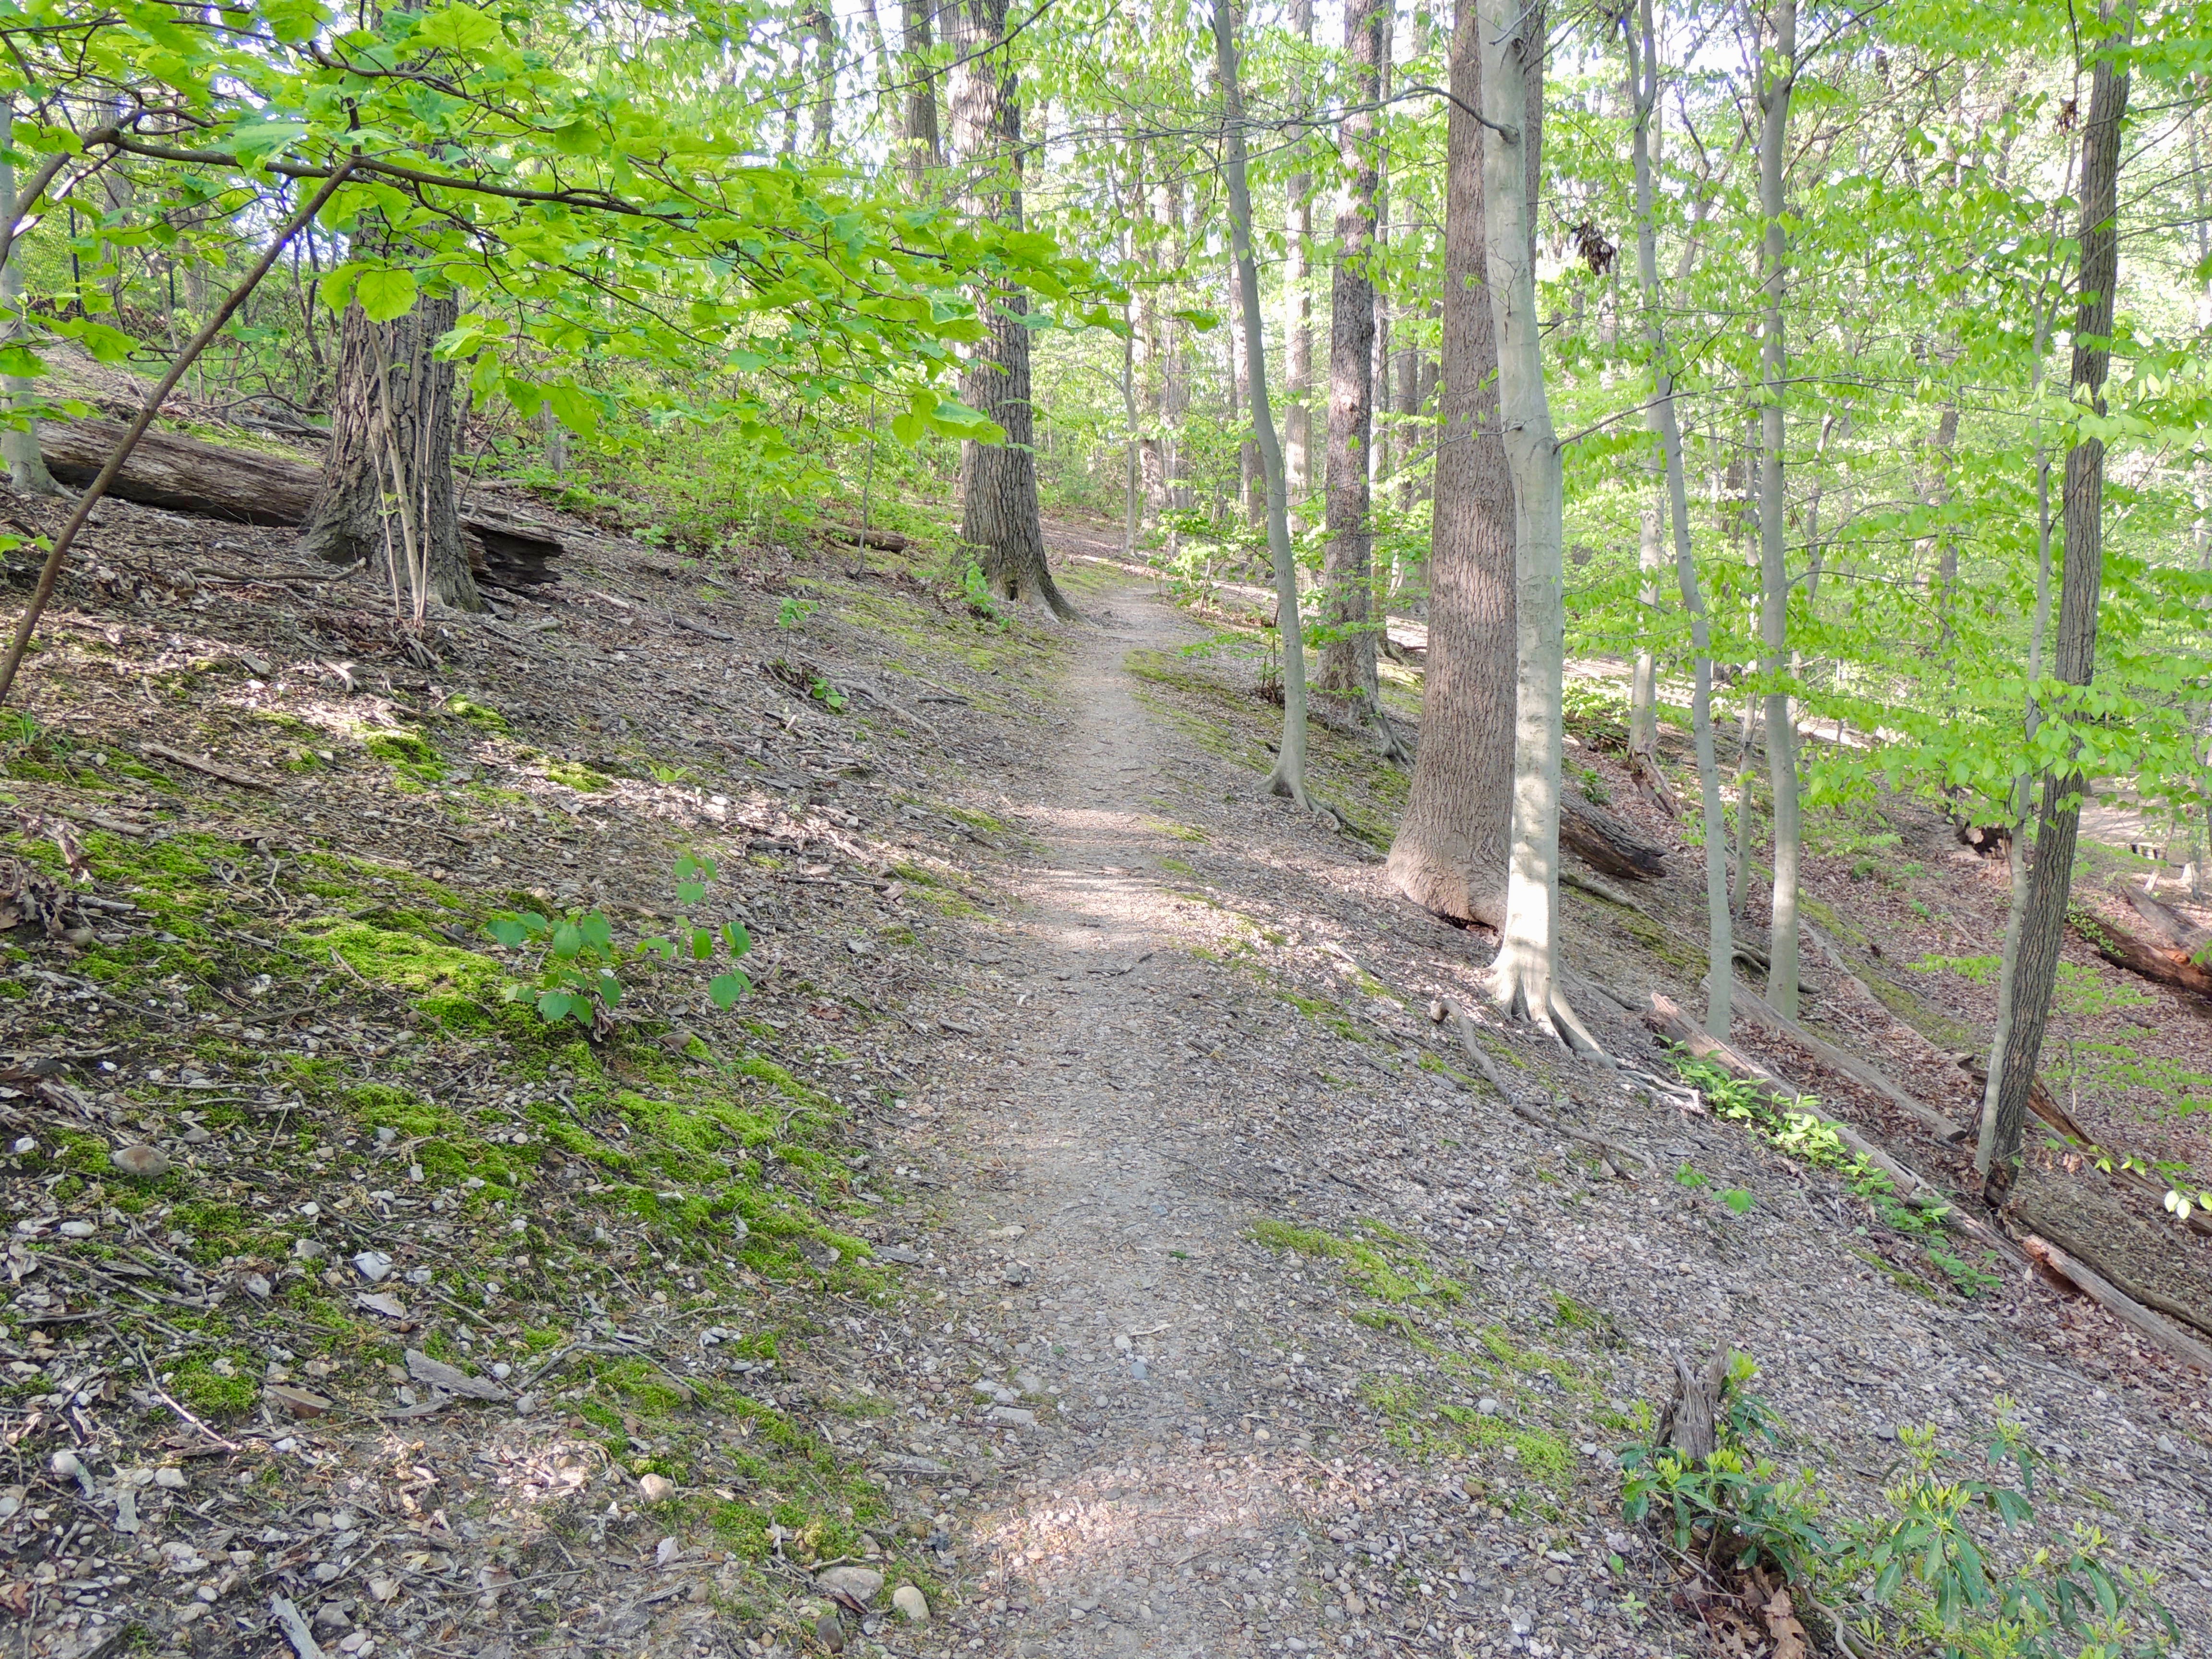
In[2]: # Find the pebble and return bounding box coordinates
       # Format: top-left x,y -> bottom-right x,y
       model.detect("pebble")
294,1238 -> 327,1261
875,1243 -> 921,1264
891,1584 -> 930,1623
180,1125 -> 211,1145
155,1467 -> 187,1490
1477,1397 -> 1500,1416
111,1144 -> 170,1179
988,1405 -> 1036,1427
352,1251 -> 393,1283
816,1565 -> 885,1605
58,1220 -> 96,1238
655,1536 -> 681,1568
637,1473 -> 677,1504
266,1383 -> 333,1418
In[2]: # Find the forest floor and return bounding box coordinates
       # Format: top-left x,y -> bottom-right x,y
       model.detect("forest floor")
0,483 -> 2209,1659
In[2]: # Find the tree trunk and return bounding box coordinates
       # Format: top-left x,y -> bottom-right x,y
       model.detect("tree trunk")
1316,0 -> 1381,698
1980,1 -> 2133,1197
1230,255 -> 1259,523
946,0 -> 1075,621
1384,0 -> 1527,926
1628,500 -> 1661,759
0,107 -> 63,498
298,279 -> 482,615
900,0 -> 943,193
810,4 -> 839,154
1477,0 -> 1590,1051
1211,0 -> 1312,812
1627,0 -> 1732,1036
1756,0 -> 1801,1016
1284,0 -> 1314,515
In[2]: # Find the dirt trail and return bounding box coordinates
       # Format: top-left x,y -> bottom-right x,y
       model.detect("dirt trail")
887,579 -> 1617,1659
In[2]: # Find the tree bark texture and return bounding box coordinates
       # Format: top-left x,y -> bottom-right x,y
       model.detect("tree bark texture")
946,0 -> 1075,620
1284,0 -> 1314,510
0,107 -> 60,498
1983,4 -> 2132,1195
1756,0 -> 1801,1016
1385,0 -> 1532,927
298,282 -> 481,613
1626,0 -> 1732,1036
1477,0 -> 1587,1048
1211,0 -> 1312,810
900,0 -> 943,193
1317,0 -> 1382,697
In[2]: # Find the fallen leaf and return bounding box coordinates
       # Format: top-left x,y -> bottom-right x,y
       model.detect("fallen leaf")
1764,1588 -> 1810,1659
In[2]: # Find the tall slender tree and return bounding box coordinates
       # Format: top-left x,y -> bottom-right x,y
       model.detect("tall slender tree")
1755,0 -> 1803,1016
1285,0 -> 1315,510
1979,1 -> 2134,1194
1213,0 -> 1314,812
1316,0 -> 1382,697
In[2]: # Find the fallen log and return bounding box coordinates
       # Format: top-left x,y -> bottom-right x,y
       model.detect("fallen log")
39,418 -> 565,587
1642,993 -> 2024,1271
2020,1234 -> 2212,1372
1728,982 -> 1969,1143
1560,788 -> 1669,880
2073,881 -> 2212,1001
825,523 -> 911,553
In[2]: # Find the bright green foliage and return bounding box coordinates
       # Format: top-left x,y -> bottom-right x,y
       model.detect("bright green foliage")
1621,1363 -> 2178,1657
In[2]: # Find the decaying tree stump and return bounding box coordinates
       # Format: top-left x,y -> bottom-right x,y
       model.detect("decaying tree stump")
1560,787 -> 1670,880
1654,1346 -> 1729,1464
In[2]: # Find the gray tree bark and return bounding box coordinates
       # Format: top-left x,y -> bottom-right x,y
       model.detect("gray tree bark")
946,0 -> 1075,620
1755,0 -> 1802,1016
1316,0 -> 1382,698
900,0 -> 943,194
1626,0 -> 1732,1036
1478,0 -> 1588,1049
0,107 -> 63,498
1284,0 -> 1315,513
1384,0 -> 1530,926
1211,0 -> 1313,811
1980,2 -> 2133,1195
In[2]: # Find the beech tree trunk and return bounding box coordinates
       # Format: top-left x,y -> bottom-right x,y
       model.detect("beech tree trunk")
1627,0 -> 1733,1036
1384,0 -> 1527,926
1212,0 -> 1312,811
1980,2 -> 2133,1195
1756,0 -> 1801,1016
1316,0 -> 1381,697
0,107 -> 62,498
1284,0 -> 1314,512
947,0 -> 1075,621
298,278 -> 482,614
1628,501 -> 1662,758
1478,0 -> 1591,1050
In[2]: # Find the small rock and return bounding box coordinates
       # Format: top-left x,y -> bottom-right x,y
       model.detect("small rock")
155,1466 -> 188,1490
1875,1421 -> 1897,1441
243,1274 -> 273,1299
1129,1358 -> 1149,1382
180,1125 -> 212,1145
48,1449 -> 83,1480
1542,1566 -> 1565,1587
352,1250 -> 393,1283
367,1576 -> 402,1603
111,1144 -> 170,1179
1001,1263 -> 1032,1286
1477,1397 -> 1500,1416
375,1127 -> 398,1146
874,1243 -> 921,1264
655,1536 -> 681,1568
355,1291 -> 409,1320
817,1565 -> 885,1605
8,1137 -> 32,1155
294,1238 -> 327,1261
638,1473 -> 677,1504
58,1219 -> 97,1238
404,1348 -> 509,1400
267,1383 -> 333,1418
891,1584 -> 930,1623
1013,1370 -> 1043,1394
988,1405 -> 1036,1427
313,1600 -> 353,1631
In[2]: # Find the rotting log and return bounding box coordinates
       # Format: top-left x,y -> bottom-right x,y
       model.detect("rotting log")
2020,1234 -> 2212,1371
826,524 -> 912,553
1642,993 -> 2024,1271
1728,983 -> 1968,1143
2072,880 -> 2212,1001
40,419 -> 565,588
1560,788 -> 1669,880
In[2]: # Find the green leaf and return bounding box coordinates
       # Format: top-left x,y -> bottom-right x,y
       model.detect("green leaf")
709,970 -> 750,1009
260,0 -> 331,43
675,881 -> 706,906
417,3 -> 503,51
722,921 -> 751,959
889,410 -> 926,445
544,381 -> 598,436
355,268 -> 419,323
550,921 -> 582,959
579,912 -> 614,950
0,345 -> 44,379
536,989 -> 576,1023
689,926 -> 714,961
547,119 -> 600,157
487,917 -> 529,947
